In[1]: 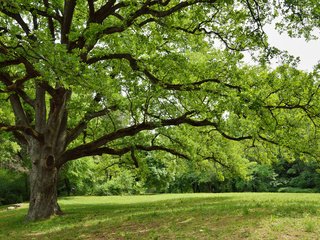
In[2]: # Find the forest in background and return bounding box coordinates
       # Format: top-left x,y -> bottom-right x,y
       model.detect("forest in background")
2,147 -> 320,205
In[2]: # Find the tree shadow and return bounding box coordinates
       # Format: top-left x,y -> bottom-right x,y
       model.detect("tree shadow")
2,194 -> 320,239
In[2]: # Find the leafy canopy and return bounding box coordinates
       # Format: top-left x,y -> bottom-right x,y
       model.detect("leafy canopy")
0,0 -> 319,171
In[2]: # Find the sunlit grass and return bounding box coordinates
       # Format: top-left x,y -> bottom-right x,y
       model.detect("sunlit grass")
1,193 -> 320,239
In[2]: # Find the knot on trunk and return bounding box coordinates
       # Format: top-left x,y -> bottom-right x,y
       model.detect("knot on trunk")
46,155 -> 55,169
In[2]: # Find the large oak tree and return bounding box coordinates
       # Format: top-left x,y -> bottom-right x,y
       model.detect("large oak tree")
0,0 -> 319,221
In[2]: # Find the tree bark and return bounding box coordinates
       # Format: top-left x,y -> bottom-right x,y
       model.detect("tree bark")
27,165 -> 62,221
26,143 -> 63,221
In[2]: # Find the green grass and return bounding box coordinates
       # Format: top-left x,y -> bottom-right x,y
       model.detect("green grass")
1,193 -> 320,239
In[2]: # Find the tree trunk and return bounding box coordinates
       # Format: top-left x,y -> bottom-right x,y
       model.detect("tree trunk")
25,85 -> 70,221
26,134 -> 65,221
26,160 -> 62,221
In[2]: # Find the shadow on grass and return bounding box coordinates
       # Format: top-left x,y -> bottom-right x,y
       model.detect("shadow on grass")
0,195 -> 234,239
2,193 -> 320,239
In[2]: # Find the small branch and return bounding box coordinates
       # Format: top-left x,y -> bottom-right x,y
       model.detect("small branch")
205,155 -> 230,169
258,134 -> 278,145
0,10 -> 31,36
43,0 -> 56,40
264,104 -> 307,110
66,105 -> 118,144
87,53 -> 241,91
87,53 -> 139,70
136,144 -> 190,159
0,70 -> 36,108
130,148 -> 139,167
28,7 -> 63,23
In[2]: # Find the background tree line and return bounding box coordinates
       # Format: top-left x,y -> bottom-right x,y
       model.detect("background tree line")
2,143 -> 320,206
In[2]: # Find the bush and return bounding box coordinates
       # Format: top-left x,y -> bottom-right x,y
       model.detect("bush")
277,187 -> 318,193
0,169 -> 29,205
94,170 -> 143,196
233,164 -> 278,192
142,156 -> 173,193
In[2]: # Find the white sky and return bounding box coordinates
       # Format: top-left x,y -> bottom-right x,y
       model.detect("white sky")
264,24 -> 320,72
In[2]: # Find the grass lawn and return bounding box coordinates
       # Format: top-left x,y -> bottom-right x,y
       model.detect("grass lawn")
1,192 -> 320,239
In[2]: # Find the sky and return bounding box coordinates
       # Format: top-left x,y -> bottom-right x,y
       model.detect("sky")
264,24 -> 320,72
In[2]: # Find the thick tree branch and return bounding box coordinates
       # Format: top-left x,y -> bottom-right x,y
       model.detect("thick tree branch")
46,88 -> 71,147
61,0 -> 76,44
59,143 -> 189,164
39,81 -> 56,96
60,111 -> 195,162
0,123 -> 43,142
87,0 -> 95,19
0,59 -> 22,68
9,93 -> 30,127
35,82 -> 47,133
91,0 -> 119,23
0,55 -> 37,77
15,89 -> 35,107
144,70 -> 241,91
0,54 -> 41,86
60,110 -> 252,163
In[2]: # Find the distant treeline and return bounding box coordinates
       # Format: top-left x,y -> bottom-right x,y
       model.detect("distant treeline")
1,157 -> 319,205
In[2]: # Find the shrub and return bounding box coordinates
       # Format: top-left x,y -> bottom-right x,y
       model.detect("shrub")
277,187 -> 318,193
94,170 -> 143,195
0,169 -> 29,205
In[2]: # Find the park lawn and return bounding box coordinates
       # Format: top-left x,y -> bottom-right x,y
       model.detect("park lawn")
0,193 -> 320,239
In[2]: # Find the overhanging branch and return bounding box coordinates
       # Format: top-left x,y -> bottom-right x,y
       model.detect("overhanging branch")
59,143 -> 189,165
60,110 -> 253,163
0,123 -> 43,142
